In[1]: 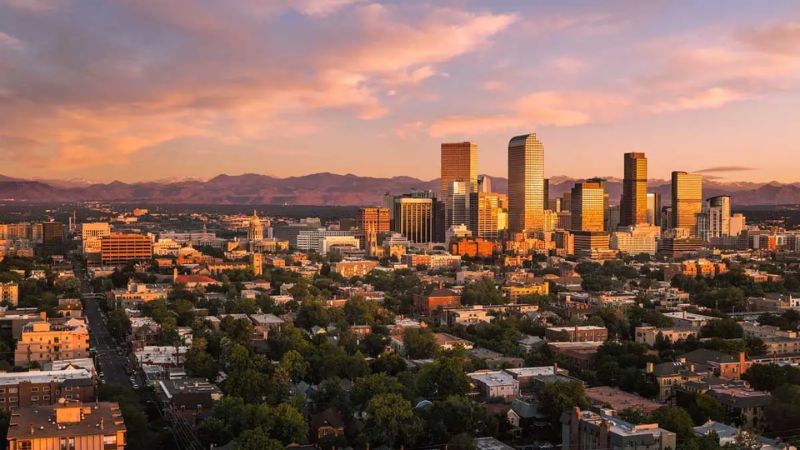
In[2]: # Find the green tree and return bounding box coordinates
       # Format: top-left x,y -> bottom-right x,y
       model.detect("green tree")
107,307 -> 132,337
365,393 -> 420,447
185,337 -> 220,380
403,327 -> 438,359
235,428 -> 284,450
269,403 -> 308,445
652,406 -> 695,441
538,381 -> 588,427
416,356 -> 470,399
461,277 -> 505,305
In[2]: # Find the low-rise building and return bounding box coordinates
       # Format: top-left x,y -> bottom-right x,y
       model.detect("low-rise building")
0,282 -> 19,306
561,408 -> 677,450
635,326 -> 699,346
707,385 -> 773,429
468,370 -> 519,400
14,320 -> 90,367
545,325 -> 608,343
157,378 -> 223,424
332,259 -> 379,278
0,368 -> 95,411
503,283 -> 549,303
6,401 -> 126,450
663,311 -> 715,328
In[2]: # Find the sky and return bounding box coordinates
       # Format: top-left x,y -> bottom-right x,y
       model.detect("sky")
1,0 -> 800,184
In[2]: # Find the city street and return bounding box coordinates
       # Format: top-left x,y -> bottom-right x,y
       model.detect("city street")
74,260 -> 135,389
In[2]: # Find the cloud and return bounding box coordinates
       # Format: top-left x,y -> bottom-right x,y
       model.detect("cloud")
0,31 -> 21,49
649,87 -> 748,113
429,90 -> 629,137
695,166 -> 758,173
741,21 -> 800,56
0,1 -> 515,170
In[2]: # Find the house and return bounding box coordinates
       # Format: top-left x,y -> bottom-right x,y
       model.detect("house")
517,335 -> 545,352
681,349 -> 751,380
647,361 -> 704,402
469,348 -> 524,369
414,284 -> 460,315
507,398 -> 549,438
309,408 -> 346,443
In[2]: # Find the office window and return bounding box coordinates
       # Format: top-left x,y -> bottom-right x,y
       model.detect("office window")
31,396 -> 38,401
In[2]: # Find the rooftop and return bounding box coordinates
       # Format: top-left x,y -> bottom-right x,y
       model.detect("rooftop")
585,386 -> 665,414
7,402 -> 125,440
468,370 -> 518,387
0,369 -> 93,386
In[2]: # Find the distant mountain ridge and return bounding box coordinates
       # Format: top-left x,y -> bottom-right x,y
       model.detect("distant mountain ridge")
0,172 -> 797,206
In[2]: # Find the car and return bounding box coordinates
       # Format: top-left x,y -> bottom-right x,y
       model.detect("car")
132,383 -> 139,389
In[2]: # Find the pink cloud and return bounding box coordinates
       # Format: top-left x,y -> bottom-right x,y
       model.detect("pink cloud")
650,87 -> 748,113
429,90 -> 630,137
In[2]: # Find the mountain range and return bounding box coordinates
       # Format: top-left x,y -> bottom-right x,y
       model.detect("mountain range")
0,173 -> 798,206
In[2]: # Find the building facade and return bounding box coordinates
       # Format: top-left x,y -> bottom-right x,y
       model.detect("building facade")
620,152 -> 648,226
508,133 -> 545,234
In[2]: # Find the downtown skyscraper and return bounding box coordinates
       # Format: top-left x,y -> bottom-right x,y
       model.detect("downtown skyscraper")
440,142 -> 478,198
508,133 -> 545,234
671,171 -> 703,236
441,142 -> 477,230
620,152 -> 648,226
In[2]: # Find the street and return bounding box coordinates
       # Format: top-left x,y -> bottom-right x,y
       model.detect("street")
74,260 -> 136,389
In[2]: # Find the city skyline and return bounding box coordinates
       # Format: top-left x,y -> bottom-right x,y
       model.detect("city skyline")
1,1 -> 800,183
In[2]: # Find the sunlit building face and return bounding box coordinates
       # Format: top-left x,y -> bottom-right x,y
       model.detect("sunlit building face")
508,133 -> 545,234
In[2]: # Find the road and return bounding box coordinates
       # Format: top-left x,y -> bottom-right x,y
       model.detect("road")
74,260 -> 136,388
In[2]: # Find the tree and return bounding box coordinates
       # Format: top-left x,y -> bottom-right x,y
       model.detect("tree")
461,277 -> 505,305
365,393 -> 420,447
765,384 -> 800,437
416,356 -> 470,399
742,364 -> 787,391
651,407 -> 695,441
352,373 -> 405,410
235,428 -> 284,450
269,403 -> 308,445
538,381 -> 587,428
278,350 -> 309,382
403,327 -> 437,359
701,319 -> 742,339
185,337 -> 219,380
107,307 -> 132,337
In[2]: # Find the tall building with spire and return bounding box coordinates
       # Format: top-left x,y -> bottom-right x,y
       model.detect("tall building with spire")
671,172 -> 703,236
620,152 -> 648,227
248,210 -> 263,242
508,133 -> 545,234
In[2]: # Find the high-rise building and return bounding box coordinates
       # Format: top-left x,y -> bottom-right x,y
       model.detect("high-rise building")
357,207 -> 390,256
729,213 -> 746,236
469,192 -> 508,241
646,192 -> 661,227
392,196 -> 436,243
620,152 -> 648,226
41,222 -> 65,256
707,195 -> 731,238
570,181 -> 605,232
606,205 -> 620,232
446,181 -> 471,229
671,172 -> 703,236
508,133 -> 545,234
543,178 -> 550,210
81,222 -> 111,255
478,175 -> 492,193
100,233 -> 153,265
440,142 -> 477,199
